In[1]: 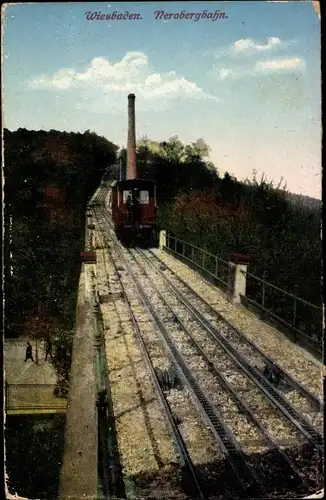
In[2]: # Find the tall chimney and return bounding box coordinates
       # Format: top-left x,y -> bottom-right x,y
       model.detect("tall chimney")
127,93 -> 137,179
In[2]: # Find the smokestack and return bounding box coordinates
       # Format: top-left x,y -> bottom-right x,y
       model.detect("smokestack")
127,93 -> 137,179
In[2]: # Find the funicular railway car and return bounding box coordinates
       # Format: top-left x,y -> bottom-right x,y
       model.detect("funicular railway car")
111,178 -> 157,246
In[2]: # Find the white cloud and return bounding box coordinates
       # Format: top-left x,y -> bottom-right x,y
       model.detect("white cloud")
27,52 -> 218,111
27,68 -> 77,90
217,68 -> 234,80
145,73 -> 162,86
213,37 -> 297,59
76,52 -> 148,83
233,37 -> 282,54
255,57 -> 305,72
216,57 -> 305,80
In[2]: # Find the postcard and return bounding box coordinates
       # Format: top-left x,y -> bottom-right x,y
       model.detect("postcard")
3,2 -> 323,499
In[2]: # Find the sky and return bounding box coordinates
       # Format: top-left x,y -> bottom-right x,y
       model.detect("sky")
3,1 -> 322,198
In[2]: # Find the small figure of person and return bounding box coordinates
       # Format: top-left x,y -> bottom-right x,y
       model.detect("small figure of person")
132,191 -> 141,223
45,338 -> 53,361
25,342 -> 34,362
126,193 -> 133,222
126,193 -> 132,207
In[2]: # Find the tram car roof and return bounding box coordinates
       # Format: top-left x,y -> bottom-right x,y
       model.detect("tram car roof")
114,178 -> 156,189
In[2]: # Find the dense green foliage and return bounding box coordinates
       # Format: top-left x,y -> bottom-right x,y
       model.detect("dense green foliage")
5,415 -> 65,499
131,136 -> 322,344
4,128 -> 118,352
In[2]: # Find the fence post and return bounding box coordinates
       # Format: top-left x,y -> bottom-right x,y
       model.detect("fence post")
293,298 -> 297,342
228,254 -> 250,304
293,298 -> 297,328
262,271 -> 266,307
215,257 -> 219,278
159,230 -> 166,250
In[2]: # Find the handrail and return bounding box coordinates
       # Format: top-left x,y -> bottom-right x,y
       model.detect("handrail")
6,403 -> 67,409
6,383 -> 58,388
166,232 -> 229,286
243,269 -> 321,310
164,230 -> 322,349
167,232 -> 229,265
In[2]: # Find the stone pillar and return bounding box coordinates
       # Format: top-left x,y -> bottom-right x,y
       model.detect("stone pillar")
159,230 -> 166,250
228,253 -> 250,304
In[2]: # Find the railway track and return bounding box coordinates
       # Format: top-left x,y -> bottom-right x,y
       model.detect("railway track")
92,207 -> 209,499
128,250 -> 317,476
123,246 -> 321,491
97,202 -> 321,497
137,249 -> 323,443
145,248 -> 323,410
88,187 -> 323,497
93,206 -> 267,498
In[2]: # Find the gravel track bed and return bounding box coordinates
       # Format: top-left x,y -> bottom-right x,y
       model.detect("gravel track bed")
181,327 -> 308,444
209,313 -> 322,430
145,248 -> 324,494
166,388 -> 225,466
93,228 -> 189,498
154,250 -> 323,406
184,355 -> 267,453
106,242 -> 225,470
131,251 -> 307,446
128,248 -> 320,492
151,250 -> 323,398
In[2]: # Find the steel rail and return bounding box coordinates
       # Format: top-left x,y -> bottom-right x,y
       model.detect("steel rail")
92,209 -> 129,500
147,249 -> 323,411
88,211 -> 122,500
130,248 -> 312,490
100,220 -> 267,497
93,207 -> 205,500
140,249 -> 323,451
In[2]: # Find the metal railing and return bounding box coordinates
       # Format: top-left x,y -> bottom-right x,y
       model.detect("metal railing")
5,382 -> 68,410
164,231 -> 322,352
242,270 -> 323,350
166,232 -> 229,287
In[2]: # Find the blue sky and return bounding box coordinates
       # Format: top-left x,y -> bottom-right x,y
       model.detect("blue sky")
3,1 -> 321,198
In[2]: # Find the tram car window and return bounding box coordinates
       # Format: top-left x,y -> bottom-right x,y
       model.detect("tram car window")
139,190 -> 149,204
123,190 -> 132,204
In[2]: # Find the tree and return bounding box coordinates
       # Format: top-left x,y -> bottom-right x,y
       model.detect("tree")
184,138 -> 211,162
163,135 -> 185,162
4,128 -> 119,341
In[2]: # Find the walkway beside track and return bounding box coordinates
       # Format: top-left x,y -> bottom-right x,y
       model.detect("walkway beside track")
59,259 -> 98,498
59,184 -> 107,499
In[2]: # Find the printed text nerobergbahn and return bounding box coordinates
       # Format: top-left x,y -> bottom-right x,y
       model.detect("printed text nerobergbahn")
154,10 -> 228,21
84,10 -> 228,22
